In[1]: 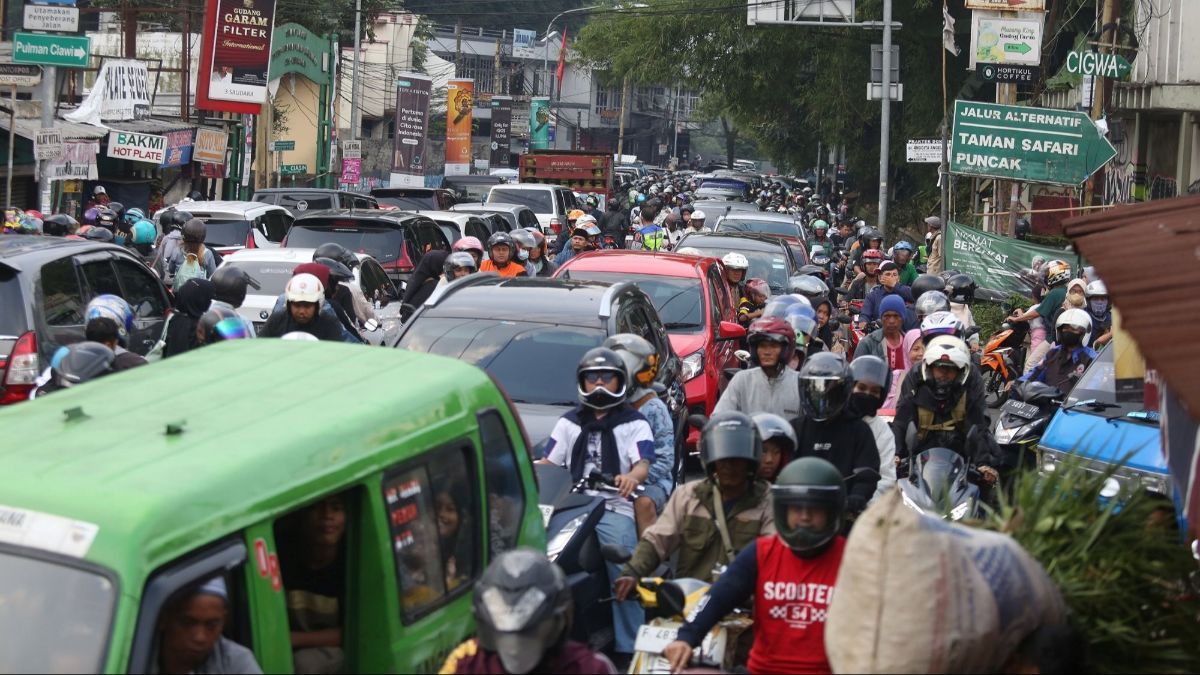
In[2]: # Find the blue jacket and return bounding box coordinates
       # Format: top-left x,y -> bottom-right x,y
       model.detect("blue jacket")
861,284 -> 914,324
1021,344 -> 1097,385
271,293 -> 363,343
556,245 -> 582,266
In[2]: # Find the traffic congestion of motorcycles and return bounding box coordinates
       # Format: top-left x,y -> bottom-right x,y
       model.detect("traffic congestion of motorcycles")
0,165 -> 1177,675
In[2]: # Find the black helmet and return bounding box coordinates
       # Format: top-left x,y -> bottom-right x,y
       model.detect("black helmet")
54,341 -> 114,388
752,412 -> 797,459
771,457 -> 846,557
198,306 -> 251,344
95,207 -> 118,230
314,242 -> 358,269
181,218 -> 207,244
1015,217 -> 1031,239
43,213 -> 78,236
797,264 -> 828,280
910,273 -> 945,300
487,231 -> 515,252
161,209 -> 193,233
443,251 -> 478,282
848,354 -> 891,398
864,227 -> 883,244
698,411 -> 763,476
946,273 -> 976,304
315,257 -> 354,284
211,265 -> 261,307
576,347 -> 628,410
798,351 -> 850,422
473,548 -> 572,674
84,226 -> 114,242
788,274 -> 828,302
107,201 -> 125,221
914,290 -> 950,318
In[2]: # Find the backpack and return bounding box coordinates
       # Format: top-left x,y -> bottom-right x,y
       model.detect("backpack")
173,249 -> 207,288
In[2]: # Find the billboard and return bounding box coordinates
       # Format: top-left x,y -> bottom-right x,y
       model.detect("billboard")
445,78 -> 474,176
530,97 -> 551,150
489,96 -> 512,169
196,0 -> 277,114
391,73 -> 432,187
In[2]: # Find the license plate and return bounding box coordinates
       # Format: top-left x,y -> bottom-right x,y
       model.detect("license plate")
634,623 -> 679,654
538,504 -> 554,528
1003,399 -> 1040,419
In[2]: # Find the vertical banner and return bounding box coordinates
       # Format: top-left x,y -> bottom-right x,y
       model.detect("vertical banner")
445,78 -> 474,176
196,0 -> 277,114
391,72 -> 432,188
530,96 -> 551,150
489,96 -> 512,170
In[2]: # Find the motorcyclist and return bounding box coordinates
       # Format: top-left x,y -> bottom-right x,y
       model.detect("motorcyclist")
314,242 -> 376,324
860,261 -> 914,327
437,251 -> 479,290
946,273 -> 978,333
615,411 -> 773,593
83,295 -> 148,372
807,219 -> 832,251
1084,280 -> 1112,348
167,218 -> 218,287
452,236 -> 484,269
526,229 -> 557,277
791,352 -> 880,515
509,228 -> 539,276
152,208 -> 191,278
891,240 -> 919,285
846,355 -> 898,501
713,317 -> 801,420
314,257 -> 366,341
481,232 -> 528,277
662,457 -> 850,674
556,225 -> 593,266
1020,309 -> 1097,394
603,333 -> 675,537
1008,259 -> 1072,375
631,203 -> 666,251
914,290 -> 950,323
754,412 -> 796,482
855,295 -> 908,365
722,252 -> 750,299
440,549 -> 617,674
262,273 -> 345,341
42,213 -> 79,238
196,305 -> 254,345
601,198 -> 629,249
845,248 -> 884,302
33,341 -> 115,397
540,347 -> 654,660
849,227 -> 884,277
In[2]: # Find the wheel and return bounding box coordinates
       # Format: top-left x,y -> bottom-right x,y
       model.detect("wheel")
984,367 -> 1008,408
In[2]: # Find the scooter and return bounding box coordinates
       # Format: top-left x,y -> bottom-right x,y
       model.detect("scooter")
980,320 -> 1029,407
993,380 -> 1064,480
898,446 -> 984,521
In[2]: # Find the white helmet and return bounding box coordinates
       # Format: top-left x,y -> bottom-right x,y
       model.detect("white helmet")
690,209 -> 707,221
723,252 -> 750,270
1085,280 -> 1108,297
285,273 -> 324,303
920,310 -> 962,341
923,335 -> 971,381
281,331 -> 319,341
1056,307 -> 1093,346
676,247 -> 702,256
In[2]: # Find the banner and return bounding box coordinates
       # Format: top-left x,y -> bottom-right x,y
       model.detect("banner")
341,157 -> 361,185
193,127 -> 228,164
391,72 -> 432,188
44,141 -> 99,181
160,129 -> 195,168
489,96 -> 512,169
63,60 -> 150,127
555,29 -> 568,100
196,0 -> 277,114
530,96 -> 551,150
944,221 -> 1084,300
107,130 -> 168,164
445,78 -> 474,176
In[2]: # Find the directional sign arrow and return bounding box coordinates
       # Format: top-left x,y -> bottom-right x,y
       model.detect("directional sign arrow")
950,100 -> 1117,186
1004,42 -> 1032,55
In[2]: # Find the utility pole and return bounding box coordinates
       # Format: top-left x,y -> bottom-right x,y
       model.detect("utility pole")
349,0 -> 362,140
616,75 -> 630,157
672,84 -> 679,160
454,19 -> 463,71
939,1 -> 950,231
494,37 -> 502,94
1084,0 -> 1118,207
877,0 -> 893,235
37,69 -> 55,212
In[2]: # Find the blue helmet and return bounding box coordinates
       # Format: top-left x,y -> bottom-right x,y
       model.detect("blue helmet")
85,294 -> 134,346
893,240 -> 916,253
131,219 -> 157,245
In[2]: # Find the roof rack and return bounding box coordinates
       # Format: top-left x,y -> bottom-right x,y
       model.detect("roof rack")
598,281 -> 634,319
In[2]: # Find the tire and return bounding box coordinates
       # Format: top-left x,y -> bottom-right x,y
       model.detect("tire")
984,367 -> 1008,408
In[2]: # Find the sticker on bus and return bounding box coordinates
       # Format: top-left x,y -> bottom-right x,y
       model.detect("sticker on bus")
0,504 -> 99,558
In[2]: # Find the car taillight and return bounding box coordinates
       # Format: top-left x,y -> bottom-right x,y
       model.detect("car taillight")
245,230 -> 258,249
550,217 -> 562,235
395,247 -> 415,273
1,331 -> 39,405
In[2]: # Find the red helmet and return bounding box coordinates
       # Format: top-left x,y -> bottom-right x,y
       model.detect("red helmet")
746,317 -> 796,366
862,248 -> 885,263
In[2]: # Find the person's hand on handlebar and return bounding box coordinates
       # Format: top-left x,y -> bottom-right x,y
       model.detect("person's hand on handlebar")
978,465 -> 999,485
614,473 -> 642,498
613,576 -> 637,602
662,641 -> 693,673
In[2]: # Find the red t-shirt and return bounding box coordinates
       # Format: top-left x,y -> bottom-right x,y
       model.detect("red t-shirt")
885,337 -> 905,371
749,534 -> 846,675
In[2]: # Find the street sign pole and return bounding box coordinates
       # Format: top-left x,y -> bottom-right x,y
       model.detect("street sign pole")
38,67 -> 55,213
276,149 -> 282,188
7,85 -> 15,207
877,0 -> 893,235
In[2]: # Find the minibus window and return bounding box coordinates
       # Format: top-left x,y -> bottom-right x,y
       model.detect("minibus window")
478,410 -> 527,557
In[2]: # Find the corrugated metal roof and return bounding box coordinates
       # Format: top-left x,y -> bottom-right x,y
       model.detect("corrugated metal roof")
1062,194 -> 1200,412
0,116 -> 107,141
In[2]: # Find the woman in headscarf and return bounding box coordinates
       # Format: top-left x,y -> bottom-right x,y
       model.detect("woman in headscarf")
400,250 -> 449,313
164,278 -> 215,358
883,328 -> 923,411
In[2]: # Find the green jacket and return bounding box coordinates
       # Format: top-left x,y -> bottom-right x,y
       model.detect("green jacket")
899,261 -> 919,286
621,478 -> 774,582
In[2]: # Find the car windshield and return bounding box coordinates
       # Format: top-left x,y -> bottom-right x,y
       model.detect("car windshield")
201,218 -> 252,247
1063,346 -> 1151,418
222,260 -> 300,297
488,188 -> 554,213
286,224 -> 404,264
449,182 -> 497,202
719,219 -> 801,237
398,318 -> 604,405
559,271 -> 704,334
375,195 -> 437,210
680,244 -> 791,293
0,551 -> 115,673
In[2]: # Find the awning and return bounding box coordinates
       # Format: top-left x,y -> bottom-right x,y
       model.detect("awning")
0,116 -> 107,141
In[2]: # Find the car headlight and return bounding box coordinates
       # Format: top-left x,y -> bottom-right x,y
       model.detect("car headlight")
1134,471 -> 1168,496
546,513 -> 587,561
681,351 -> 704,381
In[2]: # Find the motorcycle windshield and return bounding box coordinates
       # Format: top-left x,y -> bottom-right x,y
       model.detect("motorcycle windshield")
535,463 -> 572,509
916,448 -> 967,511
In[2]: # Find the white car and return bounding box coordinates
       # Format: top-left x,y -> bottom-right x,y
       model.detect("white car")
417,210 -> 500,247
153,201 -> 293,257
216,248 -> 404,346
485,183 -> 578,242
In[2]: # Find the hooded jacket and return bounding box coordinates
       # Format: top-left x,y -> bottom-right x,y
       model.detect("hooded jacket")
164,279 -> 214,358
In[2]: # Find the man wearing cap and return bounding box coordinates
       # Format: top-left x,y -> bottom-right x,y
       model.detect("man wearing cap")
153,576 -> 262,674
557,219 -> 595,266
924,216 -> 944,275
855,294 -> 909,370
860,260 -> 915,327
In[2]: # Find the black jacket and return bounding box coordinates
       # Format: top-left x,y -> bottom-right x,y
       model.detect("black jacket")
600,209 -> 629,236
891,366 -> 991,462
791,413 -> 880,507
262,303 -> 346,341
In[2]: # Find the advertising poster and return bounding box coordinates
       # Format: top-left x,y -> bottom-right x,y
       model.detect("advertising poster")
489,96 -> 512,169
529,96 -> 551,150
193,127 -> 229,164
160,129 -> 195,168
391,72 -> 432,188
196,0 -> 277,114
943,220 -> 1084,300
64,60 -> 151,126
45,141 -> 99,181
445,78 -> 474,176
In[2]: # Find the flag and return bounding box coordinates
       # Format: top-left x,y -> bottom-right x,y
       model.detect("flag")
555,28 -> 568,100
942,4 -> 960,57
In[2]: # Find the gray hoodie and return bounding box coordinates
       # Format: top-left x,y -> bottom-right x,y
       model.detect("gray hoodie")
712,367 -> 801,421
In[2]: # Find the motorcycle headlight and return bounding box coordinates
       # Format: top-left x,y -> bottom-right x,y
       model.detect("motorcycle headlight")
994,424 -> 1017,445
546,513 -> 588,561
949,502 -> 970,521
681,351 -> 704,381
1135,471 -> 1168,496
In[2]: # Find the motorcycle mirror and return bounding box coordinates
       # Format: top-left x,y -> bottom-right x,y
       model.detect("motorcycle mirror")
734,349 -> 751,363
657,582 -> 687,618
363,318 -> 380,332
600,543 -> 632,564
688,413 -> 709,430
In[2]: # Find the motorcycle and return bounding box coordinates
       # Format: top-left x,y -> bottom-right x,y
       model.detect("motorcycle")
898,447 -> 984,521
980,319 -> 1029,407
993,380 -> 1064,481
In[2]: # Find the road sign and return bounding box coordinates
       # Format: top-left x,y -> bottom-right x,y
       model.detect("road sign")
280,163 -> 307,175
35,127 -> 62,160
978,63 -> 1040,83
950,100 -> 1116,186
906,139 -> 943,163
23,4 -> 79,32
342,140 -> 361,159
970,15 -> 1042,68
13,32 -> 89,68
965,0 -> 1044,9
1065,50 -> 1132,80
866,83 -> 903,101
271,140 -> 295,152
0,63 -> 42,86
870,44 -> 899,84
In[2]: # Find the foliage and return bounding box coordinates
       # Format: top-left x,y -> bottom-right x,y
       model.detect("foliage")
971,292 -> 1028,340
981,459 -> 1200,673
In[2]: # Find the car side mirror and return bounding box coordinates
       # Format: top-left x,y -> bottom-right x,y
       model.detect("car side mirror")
716,321 -> 746,341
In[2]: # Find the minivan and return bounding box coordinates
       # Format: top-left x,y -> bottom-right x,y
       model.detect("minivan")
283,210 -> 451,285
485,184 -> 578,240
153,201 -> 293,256
252,188 -> 378,216
0,339 -> 545,672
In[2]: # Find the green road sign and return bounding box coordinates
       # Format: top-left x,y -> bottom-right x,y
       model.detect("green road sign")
1065,50 -> 1132,80
271,140 -> 295,151
13,32 -> 89,68
1004,42 -> 1032,55
950,100 -> 1117,186
281,163 -> 308,175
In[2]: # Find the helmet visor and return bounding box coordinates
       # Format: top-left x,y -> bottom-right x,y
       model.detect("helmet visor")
771,484 -> 843,555
800,376 -> 847,421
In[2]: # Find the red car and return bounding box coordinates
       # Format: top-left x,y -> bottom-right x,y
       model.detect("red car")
555,250 -> 746,449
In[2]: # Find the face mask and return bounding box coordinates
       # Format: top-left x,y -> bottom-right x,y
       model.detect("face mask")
1089,299 -> 1108,314
517,249 -> 529,261
1058,330 -> 1083,347
847,392 -> 882,418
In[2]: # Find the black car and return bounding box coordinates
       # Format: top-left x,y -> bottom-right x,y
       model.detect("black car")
675,231 -> 804,296
0,235 -> 171,404
252,188 -> 378,216
394,274 -> 687,474
283,209 -> 451,285
441,175 -> 507,203
370,187 -> 456,211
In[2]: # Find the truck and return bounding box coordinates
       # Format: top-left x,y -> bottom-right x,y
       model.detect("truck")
518,150 -> 614,201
